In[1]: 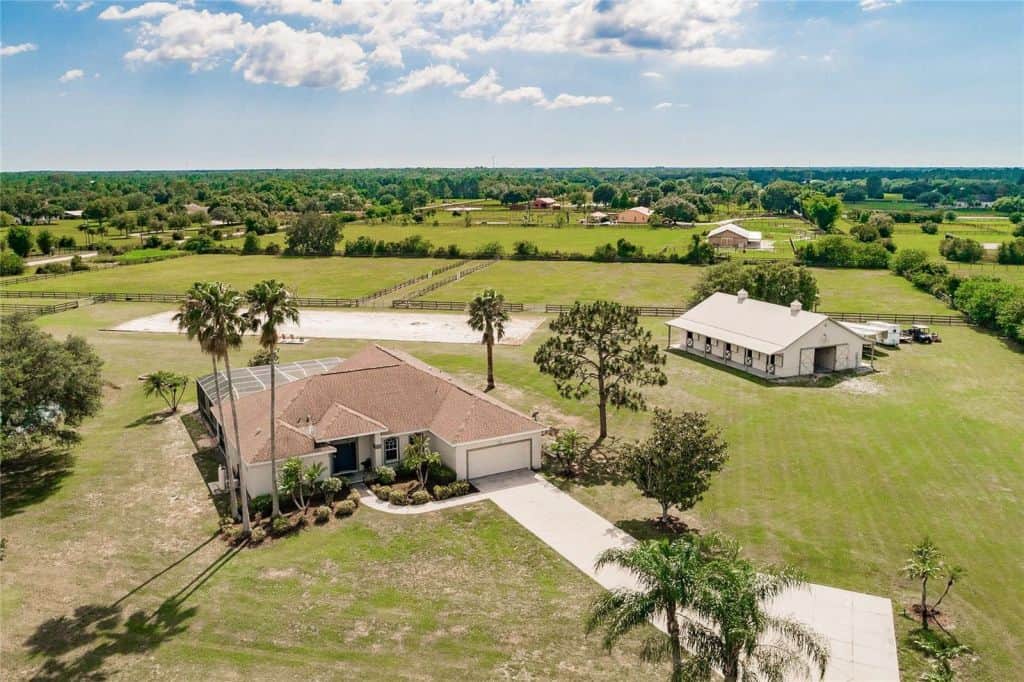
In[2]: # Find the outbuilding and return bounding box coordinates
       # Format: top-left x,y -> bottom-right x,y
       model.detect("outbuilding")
617,206 -> 652,224
707,223 -> 762,249
665,291 -> 867,378
198,345 -> 546,497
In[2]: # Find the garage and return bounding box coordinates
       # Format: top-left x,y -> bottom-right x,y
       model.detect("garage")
466,439 -> 533,479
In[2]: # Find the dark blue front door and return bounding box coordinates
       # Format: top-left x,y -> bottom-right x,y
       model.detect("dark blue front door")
332,441 -> 357,474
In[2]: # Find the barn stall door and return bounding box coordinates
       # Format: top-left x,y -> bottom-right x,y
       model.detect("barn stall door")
835,344 -> 849,370
799,348 -> 815,375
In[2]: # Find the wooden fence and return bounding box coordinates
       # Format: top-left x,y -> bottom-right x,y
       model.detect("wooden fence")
406,260 -> 496,300
0,290 -> 84,299
817,311 -> 969,326
544,303 -> 689,317
392,299 -> 525,312
357,260 -> 469,304
0,261 -> 118,287
0,300 -> 80,316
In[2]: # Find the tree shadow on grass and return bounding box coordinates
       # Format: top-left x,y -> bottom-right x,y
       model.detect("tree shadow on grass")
24,535 -> 243,681
1,446 -> 74,518
615,518 -> 699,542
123,411 -> 170,429
544,437 -> 628,490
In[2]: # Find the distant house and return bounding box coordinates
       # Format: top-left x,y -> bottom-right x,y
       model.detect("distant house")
184,202 -> 209,215
583,211 -> 610,224
707,223 -> 762,249
531,197 -> 560,209
198,345 -> 546,497
665,291 -> 867,379
62,209 -> 84,219
617,206 -> 652,224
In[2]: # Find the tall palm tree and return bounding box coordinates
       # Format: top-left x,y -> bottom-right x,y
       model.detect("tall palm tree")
683,543 -> 830,682
585,535 -> 724,681
245,279 -> 299,519
175,281 -> 252,533
467,288 -> 509,391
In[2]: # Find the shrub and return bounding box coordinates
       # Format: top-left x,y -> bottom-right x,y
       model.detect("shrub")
411,490 -> 431,505
0,251 -> 24,276
250,526 -> 267,544
270,515 -> 292,536
373,485 -> 393,501
433,484 -> 452,500
346,488 -> 361,506
334,500 -> 356,517
36,262 -> 70,275
219,515 -> 235,531
36,230 -> 54,255
547,428 -> 589,476
319,476 -> 345,504
242,232 -> 261,254
891,249 -> 930,276
171,230 -> 185,241
70,254 -> 90,271
513,240 -> 539,257
939,237 -> 983,263
388,490 -> 409,506
264,242 -> 281,255
375,465 -> 396,485
849,223 -> 880,242
475,241 -> 504,258
449,481 -> 471,497
57,236 -> 76,248
428,462 -> 457,486
250,494 -> 273,517
314,505 -> 331,523
920,221 -> 939,235
996,238 -> 1024,265
6,225 -> 33,257
143,235 -> 162,249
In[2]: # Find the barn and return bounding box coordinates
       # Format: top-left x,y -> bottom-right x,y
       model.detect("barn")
707,223 -> 762,249
665,291 -> 867,379
617,206 -> 652,224
197,345 -> 545,497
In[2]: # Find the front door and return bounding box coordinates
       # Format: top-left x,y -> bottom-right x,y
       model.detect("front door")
332,441 -> 358,474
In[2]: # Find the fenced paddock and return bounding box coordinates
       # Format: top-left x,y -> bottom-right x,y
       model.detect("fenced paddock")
0,300 -> 80,317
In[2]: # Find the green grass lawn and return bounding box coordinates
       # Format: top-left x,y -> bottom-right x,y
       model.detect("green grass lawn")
0,303 -> 661,680
4,255 -> 451,299
2,301 -> 1020,680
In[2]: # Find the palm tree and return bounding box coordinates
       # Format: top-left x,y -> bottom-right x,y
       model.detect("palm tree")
175,281 -> 252,533
683,543 -> 829,682
245,279 -> 299,519
141,370 -> 189,413
585,535 -> 724,681
467,288 -> 509,391
903,537 -> 946,629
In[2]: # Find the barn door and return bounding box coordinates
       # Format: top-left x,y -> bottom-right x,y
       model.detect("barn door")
835,344 -> 849,370
799,348 -> 815,375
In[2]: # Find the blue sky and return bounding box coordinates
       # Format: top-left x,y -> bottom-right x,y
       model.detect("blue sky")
1,0 -> 1021,170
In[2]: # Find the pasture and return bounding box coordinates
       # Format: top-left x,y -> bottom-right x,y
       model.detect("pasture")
1,295 -> 1020,680
2,255 -> 452,299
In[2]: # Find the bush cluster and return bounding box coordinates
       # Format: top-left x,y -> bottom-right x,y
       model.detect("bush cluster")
373,485 -> 392,501
334,500 -> 357,517
388,490 -> 409,506
411,490 -> 431,505
0,251 -> 25,276
796,235 -> 890,268
375,465 -> 396,485
270,515 -> 291,536
996,238 -> 1024,265
250,526 -> 267,544
939,237 -> 983,263
314,505 -> 331,523
250,494 -> 273,517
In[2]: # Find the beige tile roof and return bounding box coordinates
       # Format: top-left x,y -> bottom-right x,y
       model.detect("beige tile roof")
217,345 -> 544,464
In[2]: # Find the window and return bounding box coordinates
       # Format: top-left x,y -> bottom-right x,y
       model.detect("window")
384,437 -> 399,461
773,353 -> 784,368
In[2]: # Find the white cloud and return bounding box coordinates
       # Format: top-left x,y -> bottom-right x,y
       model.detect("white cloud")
495,86 -> 546,104
99,2 -> 179,21
237,0 -> 772,67
234,21 -> 367,91
641,71 -> 663,79
654,102 -> 673,110
542,93 -> 613,110
1,42 -> 38,57
76,1 -> 94,11
388,64 -> 468,94
860,0 -> 901,10
459,68 -> 504,100
673,47 -> 773,68
58,68 -> 85,83
123,9 -> 254,71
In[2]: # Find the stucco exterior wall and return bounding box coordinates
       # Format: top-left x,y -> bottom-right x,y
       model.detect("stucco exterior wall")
242,449 -> 332,499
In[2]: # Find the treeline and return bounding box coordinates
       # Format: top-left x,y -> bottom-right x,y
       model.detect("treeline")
891,249 -> 1024,343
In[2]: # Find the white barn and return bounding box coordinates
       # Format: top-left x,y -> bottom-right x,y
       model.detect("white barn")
665,291 -> 867,378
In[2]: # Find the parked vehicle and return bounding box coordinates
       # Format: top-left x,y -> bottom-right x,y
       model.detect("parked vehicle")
908,324 -> 941,344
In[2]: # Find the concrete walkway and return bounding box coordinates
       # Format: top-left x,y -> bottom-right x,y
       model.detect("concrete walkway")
25,251 -> 97,266
472,471 -> 900,682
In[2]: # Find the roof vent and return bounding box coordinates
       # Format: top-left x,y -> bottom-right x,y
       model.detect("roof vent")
737,289 -> 748,303
790,300 -> 802,315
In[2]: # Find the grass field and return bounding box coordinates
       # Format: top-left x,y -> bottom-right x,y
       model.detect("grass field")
419,259 -> 957,313
2,301 -> 1020,680
4,255 -> 451,299
0,303 -> 661,680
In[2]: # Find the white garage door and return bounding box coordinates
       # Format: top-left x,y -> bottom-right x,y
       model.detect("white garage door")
466,439 -> 532,479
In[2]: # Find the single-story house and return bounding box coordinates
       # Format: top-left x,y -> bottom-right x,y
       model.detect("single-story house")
665,291 -> 867,378
583,211 -> 611,224
532,197 -> 560,209
184,202 -> 209,215
617,206 -> 652,224
63,209 -> 84,219
198,345 -> 545,497
707,223 -> 762,249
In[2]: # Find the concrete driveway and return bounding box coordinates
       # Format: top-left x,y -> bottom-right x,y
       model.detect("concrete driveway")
472,470 -> 899,682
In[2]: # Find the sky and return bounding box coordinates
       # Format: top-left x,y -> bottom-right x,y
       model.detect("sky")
1,0 -> 1022,171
